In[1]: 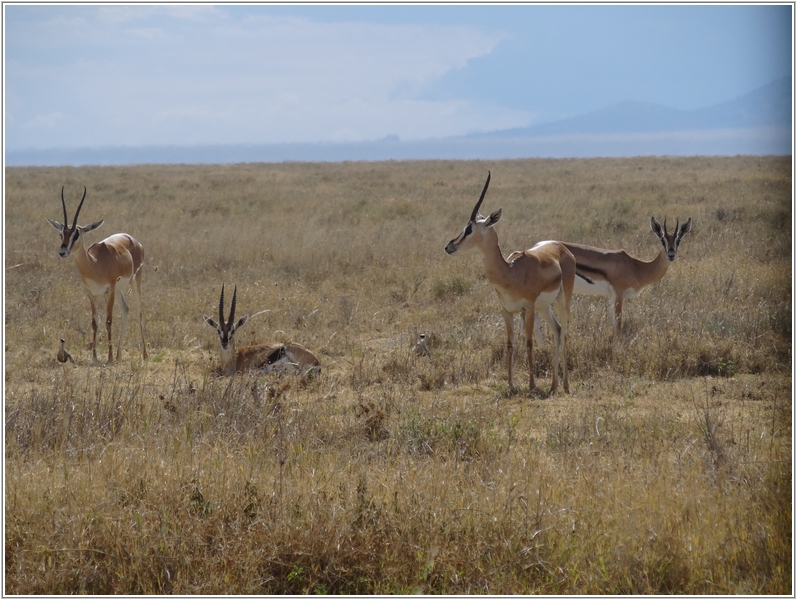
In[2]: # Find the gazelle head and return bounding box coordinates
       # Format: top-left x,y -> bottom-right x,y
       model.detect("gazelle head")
203,284 -> 249,350
445,171 -> 503,255
46,186 -> 104,258
651,216 -> 692,262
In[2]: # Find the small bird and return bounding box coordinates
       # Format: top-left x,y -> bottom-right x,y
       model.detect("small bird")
414,333 -> 431,358
57,338 -> 74,364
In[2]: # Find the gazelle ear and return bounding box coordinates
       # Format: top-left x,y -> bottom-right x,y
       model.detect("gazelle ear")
650,217 -> 663,238
203,315 -> 220,330
233,315 -> 249,331
678,217 -> 692,239
79,220 -> 104,234
485,209 -> 502,227
46,217 -> 65,232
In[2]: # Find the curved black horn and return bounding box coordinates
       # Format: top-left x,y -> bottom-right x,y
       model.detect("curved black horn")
218,284 -> 226,326
469,171 -> 491,222
674,217 -> 680,235
60,186 -> 69,226
663,217 -> 668,237
72,186 -> 87,228
228,285 -> 238,327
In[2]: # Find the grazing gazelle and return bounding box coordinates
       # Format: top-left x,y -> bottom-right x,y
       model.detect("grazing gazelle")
46,186 -> 148,365
204,284 -> 321,376
544,217 -> 692,334
445,172 -> 575,394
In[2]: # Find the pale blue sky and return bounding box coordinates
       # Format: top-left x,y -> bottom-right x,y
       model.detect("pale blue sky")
4,4 -> 792,150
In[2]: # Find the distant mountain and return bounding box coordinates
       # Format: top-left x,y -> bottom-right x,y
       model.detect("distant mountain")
481,76 -> 791,137
6,77 -> 791,167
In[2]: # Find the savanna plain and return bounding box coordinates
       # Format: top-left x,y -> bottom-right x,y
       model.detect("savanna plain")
4,156 -> 792,594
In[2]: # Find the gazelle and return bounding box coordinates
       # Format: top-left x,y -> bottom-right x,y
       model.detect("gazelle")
444,172 -> 575,394
203,284 -> 321,376
538,217 -> 692,334
46,186 -> 147,365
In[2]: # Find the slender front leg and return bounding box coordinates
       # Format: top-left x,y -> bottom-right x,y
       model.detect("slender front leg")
501,308 -> 515,391
105,284 -> 116,363
88,293 -> 101,366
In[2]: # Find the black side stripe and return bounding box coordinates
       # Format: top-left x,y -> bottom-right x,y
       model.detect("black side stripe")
266,345 -> 287,365
575,272 -> 595,285
575,262 -> 608,279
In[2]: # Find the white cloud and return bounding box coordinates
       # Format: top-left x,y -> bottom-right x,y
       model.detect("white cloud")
5,7 -> 531,149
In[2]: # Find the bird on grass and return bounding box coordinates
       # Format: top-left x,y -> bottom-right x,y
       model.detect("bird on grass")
57,338 -> 74,364
414,333 -> 431,358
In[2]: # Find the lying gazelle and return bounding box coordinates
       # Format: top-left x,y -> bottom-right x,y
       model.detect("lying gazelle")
204,284 -> 320,376
445,172 -> 575,394
535,217 -> 692,335
46,186 -> 148,365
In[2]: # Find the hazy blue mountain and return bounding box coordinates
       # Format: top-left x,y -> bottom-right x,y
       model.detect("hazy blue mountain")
6,77 -> 791,166
482,76 -> 791,137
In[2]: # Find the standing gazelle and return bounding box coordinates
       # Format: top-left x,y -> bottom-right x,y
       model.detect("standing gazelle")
445,172 -> 575,394
555,216 -> 692,333
204,284 -> 321,376
46,186 -> 147,365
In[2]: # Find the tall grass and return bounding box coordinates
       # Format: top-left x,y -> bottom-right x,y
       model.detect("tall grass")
5,156 -> 791,593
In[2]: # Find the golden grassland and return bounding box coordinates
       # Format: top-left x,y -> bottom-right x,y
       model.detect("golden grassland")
4,156 -> 792,594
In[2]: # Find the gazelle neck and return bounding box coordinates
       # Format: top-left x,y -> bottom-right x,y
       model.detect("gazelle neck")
68,235 -> 101,275
218,342 -> 237,375
475,228 -> 511,284
643,248 -> 671,286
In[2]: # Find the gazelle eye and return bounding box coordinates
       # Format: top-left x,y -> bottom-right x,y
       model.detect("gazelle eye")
465,224 -> 473,236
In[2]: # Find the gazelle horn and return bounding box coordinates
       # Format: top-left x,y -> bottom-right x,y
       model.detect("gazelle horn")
60,186 -> 68,226
470,171 -> 491,222
219,284 -> 226,326
71,186 -> 88,228
228,285 -> 238,327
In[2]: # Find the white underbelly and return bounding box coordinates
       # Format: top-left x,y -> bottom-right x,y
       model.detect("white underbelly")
497,291 -> 532,315
83,275 -> 131,298
84,279 -> 112,298
534,288 -> 559,310
573,275 -> 614,298
497,287 -> 559,315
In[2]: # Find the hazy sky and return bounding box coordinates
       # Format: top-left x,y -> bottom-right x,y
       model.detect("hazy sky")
4,4 -> 792,150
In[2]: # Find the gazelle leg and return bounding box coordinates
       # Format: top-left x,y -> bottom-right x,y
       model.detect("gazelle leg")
555,293 -> 570,393
133,270 -> 148,359
523,308 -> 540,392
501,308 -> 515,391
105,284 -> 116,363
538,307 -> 562,394
532,312 -> 543,345
88,293 -> 101,366
116,287 -> 130,361
613,293 -> 623,334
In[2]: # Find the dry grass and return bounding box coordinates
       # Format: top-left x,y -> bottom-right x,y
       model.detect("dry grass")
5,156 -> 792,594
